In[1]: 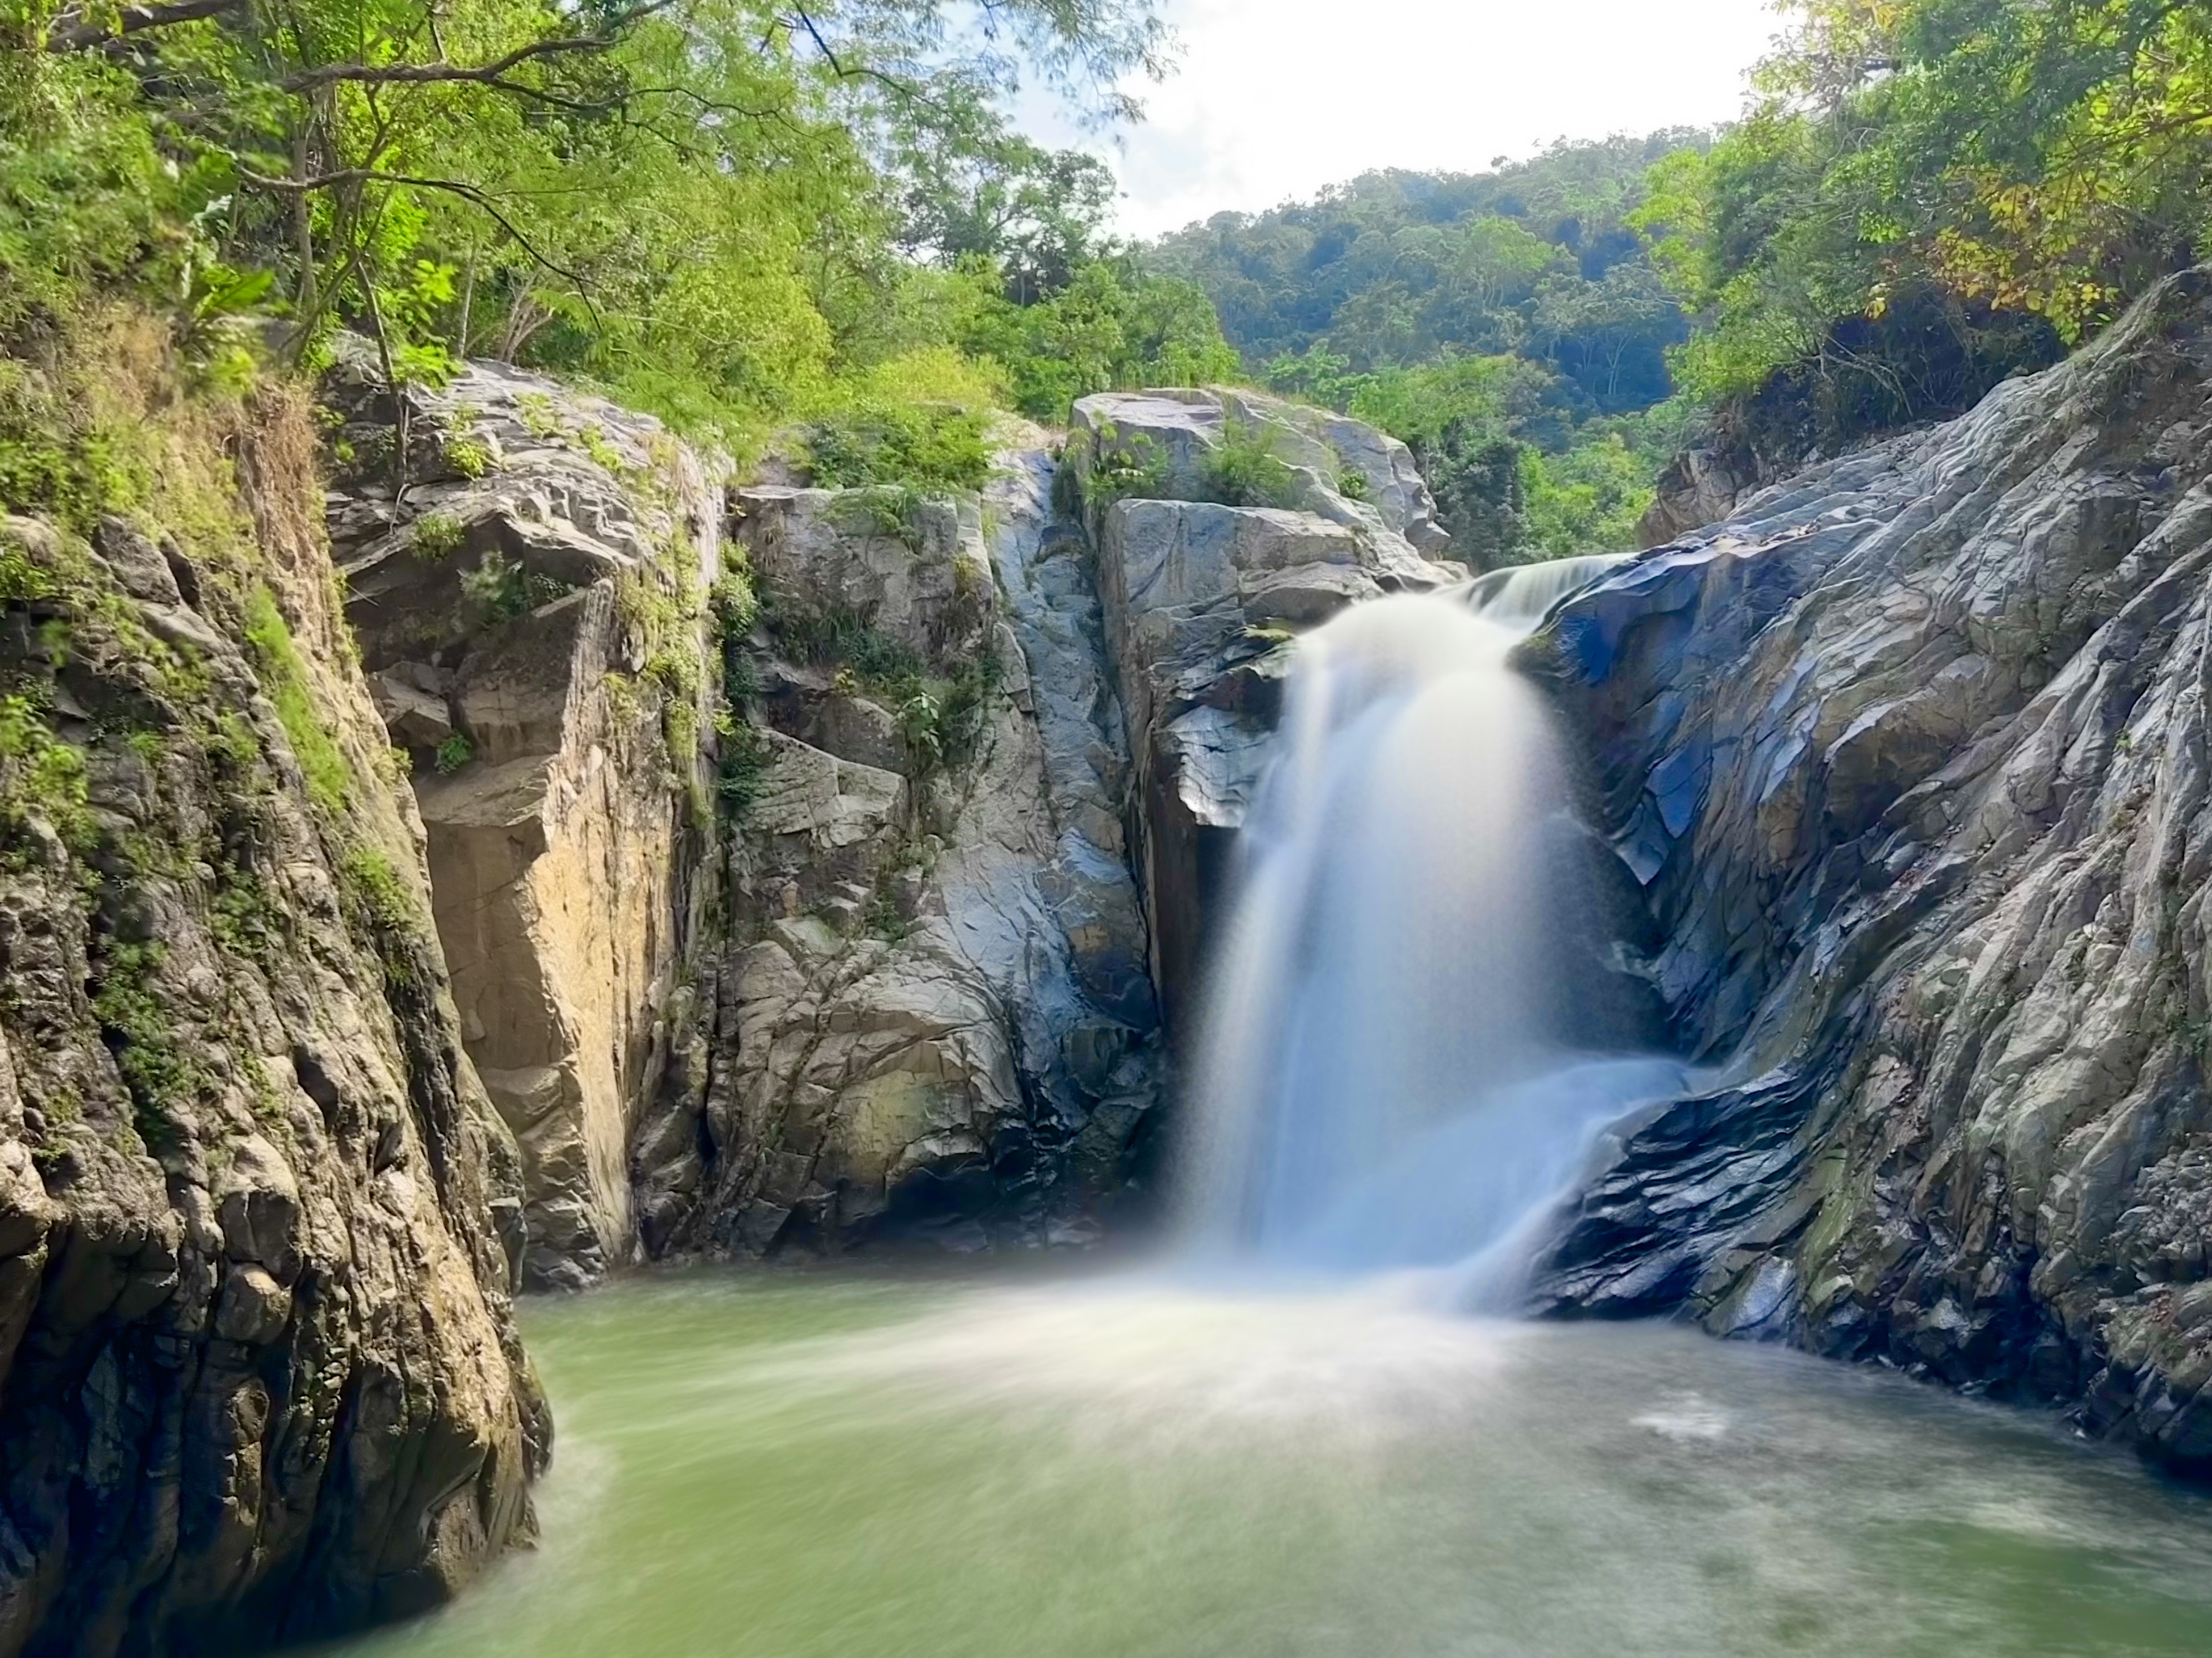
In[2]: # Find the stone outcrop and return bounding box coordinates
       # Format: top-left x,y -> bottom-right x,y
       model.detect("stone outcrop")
1069,389 -> 1464,1027
324,354 -> 723,1291
635,437 -> 1167,1254
0,379 -> 542,1652
1637,443 -> 1779,548
1528,268 -> 2212,1476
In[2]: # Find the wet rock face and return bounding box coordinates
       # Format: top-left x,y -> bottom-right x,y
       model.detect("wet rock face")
637,437 -> 1167,1256
0,394 -> 542,1652
1530,269 -> 2212,1474
1069,389 -> 1464,1030
324,352 -> 722,1291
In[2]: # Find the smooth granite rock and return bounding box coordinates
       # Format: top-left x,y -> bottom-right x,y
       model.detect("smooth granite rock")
640,430 -> 1168,1255
1528,267 -> 2212,1477
324,352 -> 724,1291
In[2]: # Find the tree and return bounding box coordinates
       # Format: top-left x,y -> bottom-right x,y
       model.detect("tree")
955,253 -> 1239,419
895,117 -> 1118,304
10,0 -> 1172,404
1637,0 -> 2211,454
1528,260 -> 1681,407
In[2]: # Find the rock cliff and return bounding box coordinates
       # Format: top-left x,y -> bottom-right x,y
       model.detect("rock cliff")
324,354 -> 722,1291
632,437 -> 1168,1253
305,370 -> 1461,1258
618,390 -> 1461,1249
1531,269 -> 2212,1476
0,355 -> 542,1652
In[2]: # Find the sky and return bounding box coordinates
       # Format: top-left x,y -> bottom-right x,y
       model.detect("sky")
1019,0 -> 1786,239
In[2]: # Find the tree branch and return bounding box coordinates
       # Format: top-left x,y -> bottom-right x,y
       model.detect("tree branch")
277,1 -> 682,91
281,36 -> 609,94
48,0 -> 239,50
236,166 -> 602,328
786,7 -> 947,111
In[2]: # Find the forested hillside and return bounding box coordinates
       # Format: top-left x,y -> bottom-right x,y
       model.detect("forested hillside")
1146,0 -> 2212,567
1148,136 -> 1705,562
1,0 -> 1232,510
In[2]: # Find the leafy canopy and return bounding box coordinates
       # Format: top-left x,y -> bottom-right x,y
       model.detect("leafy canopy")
1633,0 -> 2210,456
3,0 -> 1205,452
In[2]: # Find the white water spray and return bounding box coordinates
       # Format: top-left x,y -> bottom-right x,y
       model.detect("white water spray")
1181,562 -> 1680,1298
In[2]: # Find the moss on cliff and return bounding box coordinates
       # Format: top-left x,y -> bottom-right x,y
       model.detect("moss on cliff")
0,304 -> 544,1652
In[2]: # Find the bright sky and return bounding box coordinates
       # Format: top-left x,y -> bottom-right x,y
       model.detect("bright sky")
1022,0 -> 1785,239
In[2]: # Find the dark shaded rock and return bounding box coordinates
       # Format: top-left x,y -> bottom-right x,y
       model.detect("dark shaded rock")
0,395 -> 541,1654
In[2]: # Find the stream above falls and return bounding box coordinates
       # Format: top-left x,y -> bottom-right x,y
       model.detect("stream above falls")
315,1264 -> 2212,1658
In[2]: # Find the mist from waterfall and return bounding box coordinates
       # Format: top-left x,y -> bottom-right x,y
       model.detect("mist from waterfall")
1179,560 -> 1680,1298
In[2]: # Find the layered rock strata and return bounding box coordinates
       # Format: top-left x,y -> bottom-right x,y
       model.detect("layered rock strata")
0,379 -> 542,1652
324,355 -> 722,1290
1530,269 -> 2212,1476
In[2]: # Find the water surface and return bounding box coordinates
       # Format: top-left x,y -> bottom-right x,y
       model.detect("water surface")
321,1264 -> 2212,1658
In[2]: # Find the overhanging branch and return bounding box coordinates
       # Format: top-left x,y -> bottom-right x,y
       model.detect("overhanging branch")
47,0 -> 240,51
236,165 -> 602,328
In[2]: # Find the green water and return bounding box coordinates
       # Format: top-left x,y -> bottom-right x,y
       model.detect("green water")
320,1264 -> 2212,1658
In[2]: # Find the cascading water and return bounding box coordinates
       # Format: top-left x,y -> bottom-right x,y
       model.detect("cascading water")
1181,562 -> 1681,1295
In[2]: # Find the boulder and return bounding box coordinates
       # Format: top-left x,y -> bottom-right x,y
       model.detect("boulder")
1070,392 -> 1465,1031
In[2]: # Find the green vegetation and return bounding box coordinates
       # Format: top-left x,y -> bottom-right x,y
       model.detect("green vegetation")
442,434 -> 493,479
715,715 -> 772,820
1062,421 -> 1168,517
0,688 -> 90,855
1632,0 -> 2211,470
1139,5 -> 2212,558
764,591 -> 996,774
412,512 -> 466,560
433,733 -> 474,774
839,484 -> 932,550
951,256 -> 1242,422
1147,137 -> 1706,562
241,584 -> 351,815
339,845 -> 429,987
460,549 -> 569,620
4,0 -> 1202,477
807,399 -> 994,494
1200,419 -> 1302,510
89,938 -> 202,1136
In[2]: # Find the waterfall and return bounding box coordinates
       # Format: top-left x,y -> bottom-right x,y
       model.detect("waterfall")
1180,562 -> 1680,1298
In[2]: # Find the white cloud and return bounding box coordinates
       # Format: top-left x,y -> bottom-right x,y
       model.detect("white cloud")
1018,0 -> 1783,238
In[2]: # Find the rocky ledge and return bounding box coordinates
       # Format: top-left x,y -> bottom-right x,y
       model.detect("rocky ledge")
1066,387 -> 1463,1024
